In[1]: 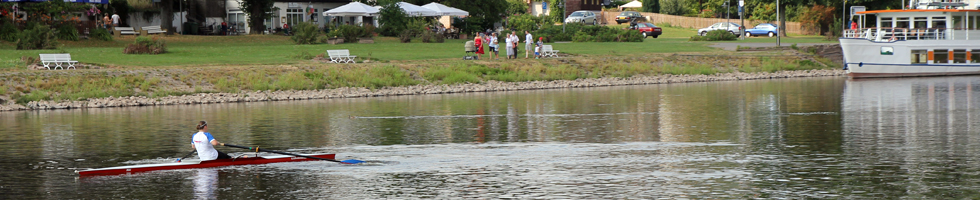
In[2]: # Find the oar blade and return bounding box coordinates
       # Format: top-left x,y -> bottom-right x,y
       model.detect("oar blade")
340,159 -> 365,164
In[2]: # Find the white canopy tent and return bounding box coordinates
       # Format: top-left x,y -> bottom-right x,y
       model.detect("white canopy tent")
619,0 -> 643,9
396,2 -> 439,17
421,2 -> 469,16
322,2 -> 380,17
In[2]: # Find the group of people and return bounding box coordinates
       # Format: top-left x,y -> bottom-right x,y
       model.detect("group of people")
98,13 -> 120,30
472,30 -> 546,60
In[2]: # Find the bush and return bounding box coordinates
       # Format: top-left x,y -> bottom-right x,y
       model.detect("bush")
0,22 -> 19,42
572,31 -> 593,42
398,29 -> 412,43
507,14 -> 540,33
56,24 -> 79,41
124,36 -> 167,54
595,28 -> 618,42
421,31 -> 435,43
618,29 -> 644,42
705,29 -> 737,41
17,25 -> 59,50
91,28 -> 112,41
335,25 -> 365,43
689,30 -> 737,41
291,22 -> 322,44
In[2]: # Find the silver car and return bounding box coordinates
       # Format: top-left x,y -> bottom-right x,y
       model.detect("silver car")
697,22 -> 742,36
564,11 -> 598,25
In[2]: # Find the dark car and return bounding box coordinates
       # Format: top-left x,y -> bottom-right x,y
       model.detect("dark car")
629,22 -> 662,38
615,11 -> 644,24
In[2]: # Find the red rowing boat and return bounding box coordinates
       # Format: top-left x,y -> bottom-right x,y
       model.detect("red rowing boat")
77,153 -> 336,176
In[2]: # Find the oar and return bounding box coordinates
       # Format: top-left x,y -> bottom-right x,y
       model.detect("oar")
221,143 -> 364,164
175,150 -> 196,162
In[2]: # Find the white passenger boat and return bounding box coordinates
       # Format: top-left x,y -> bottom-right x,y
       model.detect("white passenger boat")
840,0 -> 980,78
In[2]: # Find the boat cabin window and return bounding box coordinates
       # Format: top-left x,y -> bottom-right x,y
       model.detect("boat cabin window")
914,17 -> 928,29
897,18 -> 910,29
911,50 -> 928,64
972,50 -> 980,63
953,49 -> 967,63
881,17 -> 893,28
931,17 -> 946,29
934,49 -> 949,64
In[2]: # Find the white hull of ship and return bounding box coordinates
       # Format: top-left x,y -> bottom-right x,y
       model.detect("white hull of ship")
840,38 -> 980,78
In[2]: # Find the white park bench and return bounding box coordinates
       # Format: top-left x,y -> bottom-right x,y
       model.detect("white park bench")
327,49 -> 357,63
542,45 -> 560,58
140,26 -> 166,35
39,53 -> 78,70
113,27 -> 137,36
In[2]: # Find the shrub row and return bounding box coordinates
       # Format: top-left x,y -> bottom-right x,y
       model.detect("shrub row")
530,23 -> 643,43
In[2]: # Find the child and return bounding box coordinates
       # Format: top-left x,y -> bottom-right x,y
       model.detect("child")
534,37 -> 544,59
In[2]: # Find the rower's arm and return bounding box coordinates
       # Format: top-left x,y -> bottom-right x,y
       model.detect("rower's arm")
210,139 -> 219,146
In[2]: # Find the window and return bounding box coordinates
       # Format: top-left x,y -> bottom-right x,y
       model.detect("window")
911,50 -> 928,64
934,49 -> 949,64
953,49 -> 967,63
881,47 -> 894,55
972,50 -> 980,63
932,17 -> 946,29
881,17 -> 893,28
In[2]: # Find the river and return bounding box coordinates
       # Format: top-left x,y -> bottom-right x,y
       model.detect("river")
1,76 -> 978,199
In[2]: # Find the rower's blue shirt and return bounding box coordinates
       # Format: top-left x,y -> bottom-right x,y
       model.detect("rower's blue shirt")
192,132 -> 219,160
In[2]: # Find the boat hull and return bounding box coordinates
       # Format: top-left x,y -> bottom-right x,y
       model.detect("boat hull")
839,38 -> 980,78
77,154 -> 336,176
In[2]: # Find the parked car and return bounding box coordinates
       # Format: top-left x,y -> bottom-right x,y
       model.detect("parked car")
697,22 -> 742,36
628,22 -> 662,38
615,11 -> 643,24
565,11 -> 598,25
744,23 -> 778,37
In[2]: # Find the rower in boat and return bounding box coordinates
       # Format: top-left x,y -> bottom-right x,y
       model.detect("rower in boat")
192,121 -> 232,160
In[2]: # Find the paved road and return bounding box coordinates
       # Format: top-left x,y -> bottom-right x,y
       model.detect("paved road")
709,43 -> 831,51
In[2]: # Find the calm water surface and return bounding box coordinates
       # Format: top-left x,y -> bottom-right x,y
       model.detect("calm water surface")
1,76 -> 979,199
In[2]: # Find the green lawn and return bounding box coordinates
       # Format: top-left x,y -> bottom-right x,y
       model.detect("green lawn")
0,26 -> 836,68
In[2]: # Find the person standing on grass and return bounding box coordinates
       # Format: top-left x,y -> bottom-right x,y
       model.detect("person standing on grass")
509,32 -> 519,59
102,14 -> 110,29
111,13 -> 120,29
489,32 -> 499,60
524,31 -> 533,59
474,33 -> 484,60
505,32 -> 515,59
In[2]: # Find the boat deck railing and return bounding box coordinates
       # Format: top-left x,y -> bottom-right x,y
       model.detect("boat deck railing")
843,28 -> 949,42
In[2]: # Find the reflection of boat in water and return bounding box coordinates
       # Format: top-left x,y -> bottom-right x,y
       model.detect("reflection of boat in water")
77,154 -> 336,176
842,75 -> 979,153
840,0 -> 980,78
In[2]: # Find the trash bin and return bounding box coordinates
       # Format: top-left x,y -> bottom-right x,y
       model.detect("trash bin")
185,22 -> 198,35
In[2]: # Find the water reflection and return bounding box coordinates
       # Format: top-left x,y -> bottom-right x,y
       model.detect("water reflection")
840,76 -> 980,198
193,169 -> 218,200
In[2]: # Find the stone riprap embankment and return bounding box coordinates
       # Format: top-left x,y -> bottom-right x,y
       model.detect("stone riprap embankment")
0,69 -> 845,111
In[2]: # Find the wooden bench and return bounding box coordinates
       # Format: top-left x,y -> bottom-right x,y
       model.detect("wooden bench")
39,54 -> 78,70
140,26 -> 166,35
113,27 -> 137,36
542,45 -> 560,58
327,49 -> 357,63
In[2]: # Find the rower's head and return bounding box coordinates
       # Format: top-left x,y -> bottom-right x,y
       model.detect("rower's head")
196,121 -> 208,131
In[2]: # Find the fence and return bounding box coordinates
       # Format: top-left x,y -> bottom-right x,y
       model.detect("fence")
599,11 -> 811,35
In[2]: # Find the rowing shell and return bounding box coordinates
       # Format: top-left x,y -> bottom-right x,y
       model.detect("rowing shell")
77,153 -> 336,176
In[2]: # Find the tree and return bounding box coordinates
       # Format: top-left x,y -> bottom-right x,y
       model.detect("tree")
161,0 -> 173,34
661,0 -> 685,15
239,0 -> 275,35
643,0 -> 660,13
377,1 -> 409,36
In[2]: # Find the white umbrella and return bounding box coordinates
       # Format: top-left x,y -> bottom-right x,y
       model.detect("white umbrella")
620,0 -> 642,8
421,2 -> 469,16
396,2 -> 439,17
322,2 -> 380,17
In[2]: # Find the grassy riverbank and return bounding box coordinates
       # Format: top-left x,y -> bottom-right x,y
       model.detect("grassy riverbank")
0,25 -> 839,106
